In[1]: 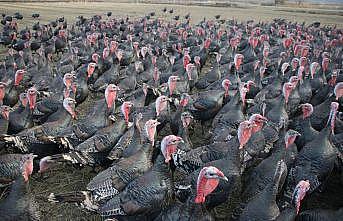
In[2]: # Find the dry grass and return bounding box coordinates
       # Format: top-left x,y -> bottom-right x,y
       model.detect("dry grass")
0,2 -> 342,28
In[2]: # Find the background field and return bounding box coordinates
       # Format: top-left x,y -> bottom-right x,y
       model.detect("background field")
0,1 -> 342,221
0,1 -> 342,28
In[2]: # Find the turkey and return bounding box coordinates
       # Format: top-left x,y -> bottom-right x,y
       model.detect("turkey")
0,105 -> 11,137
265,82 -> 294,129
52,84 -> 120,149
8,88 -> 37,134
107,112 -> 144,161
275,180 -> 310,220
0,174 -> 41,220
0,153 -> 36,185
170,93 -> 191,136
238,160 -> 287,221
172,120 -> 256,175
210,81 -> 244,141
290,102 -> 340,194
242,129 -> 300,201
47,135 -> 182,218
155,166 -> 228,221
98,153 -> 174,218
0,97 -> 76,157
289,103 -> 319,150
33,73 -> 76,119
310,82 -> 343,131
188,83 -> 226,125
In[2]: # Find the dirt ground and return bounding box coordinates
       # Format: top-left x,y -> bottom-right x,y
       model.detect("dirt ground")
0,2 -> 342,221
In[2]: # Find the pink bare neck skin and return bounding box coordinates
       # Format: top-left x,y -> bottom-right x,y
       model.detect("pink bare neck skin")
238,121 -> 254,149
105,84 -> 119,110
0,83 -> 6,103
160,135 -> 183,163
23,158 -> 34,182
27,88 -> 37,110
63,98 -> 76,119
121,102 -> 133,124
155,96 -> 169,117
283,82 -> 294,104
145,120 -> 160,146
195,166 -> 226,204
301,103 -> 313,119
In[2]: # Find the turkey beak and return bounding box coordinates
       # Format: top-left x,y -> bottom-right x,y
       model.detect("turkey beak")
261,116 -> 268,122
249,81 -> 256,87
109,115 -> 117,121
220,176 -> 229,182
294,131 -> 301,137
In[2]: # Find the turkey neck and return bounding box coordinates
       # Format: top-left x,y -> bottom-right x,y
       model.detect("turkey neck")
6,176 -> 30,202
254,69 -> 263,89
270,70 -> 283,88
272,96 -> 287,113
319,123 -> 333,140
153,154 -> 174,178
177,125 -> 192,148
264,168 -> 284,202
315,95 -> 336,116
140,142 -> 155,163
0,115 -> 9,134
301,117 -> 313,130
215,64 -> 221,79
54,105 -> 74,126
228,91 -> 242,108
24,101 -> 35,115
319,70 -> 327,82
76,67 -> 88,82
176,105 -> 185,115
274,132 -> 294,163
17,105 -> 34,125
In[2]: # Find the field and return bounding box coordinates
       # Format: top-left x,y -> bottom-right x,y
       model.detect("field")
0,1 -> 342,28
0,1 -> 343,221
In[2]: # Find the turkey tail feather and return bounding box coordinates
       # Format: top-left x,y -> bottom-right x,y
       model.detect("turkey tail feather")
100,196 -> 126,217
48,191 -> 98,211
